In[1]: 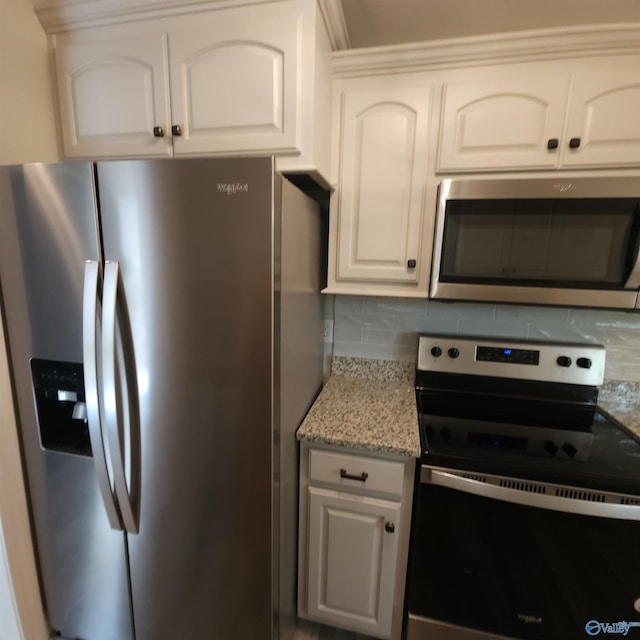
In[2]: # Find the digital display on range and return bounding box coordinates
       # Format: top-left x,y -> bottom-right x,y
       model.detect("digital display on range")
476,346 -> 540,365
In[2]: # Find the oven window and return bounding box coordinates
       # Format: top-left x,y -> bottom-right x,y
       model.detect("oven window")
408,482 -> 640,640
440,198 -> 639,288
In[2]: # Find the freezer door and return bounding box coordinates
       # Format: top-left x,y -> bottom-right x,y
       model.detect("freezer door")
96,158 -> 275,640
0,163 -> 134,640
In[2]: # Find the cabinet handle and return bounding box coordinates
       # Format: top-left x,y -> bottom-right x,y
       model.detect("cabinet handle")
153,126 -> 165,138
569,137 -> 581,149
547,138 -> 559,150
340,468 -> 368,482
385,522 -> 395,533
407,259 -> 417,269
171,125 -> 183,137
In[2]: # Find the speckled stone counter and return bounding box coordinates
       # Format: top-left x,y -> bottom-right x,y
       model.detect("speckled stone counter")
296,360 -> 640,459
599,380 -> 640,439
296,357 -> 420,458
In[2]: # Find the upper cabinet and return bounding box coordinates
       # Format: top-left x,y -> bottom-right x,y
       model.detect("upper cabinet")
438,57 -> 640,172
324,76 -> 434,297
48,0 -> 332,186
55,34 -> 171,158
562,69 -> 640,168
437,74 -> 570,171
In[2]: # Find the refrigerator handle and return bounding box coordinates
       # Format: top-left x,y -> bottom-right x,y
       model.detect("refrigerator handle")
82,261 -> 122,531
102,261 -> 140,534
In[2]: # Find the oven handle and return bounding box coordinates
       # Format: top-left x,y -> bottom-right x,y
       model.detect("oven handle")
423,467 -> 640,521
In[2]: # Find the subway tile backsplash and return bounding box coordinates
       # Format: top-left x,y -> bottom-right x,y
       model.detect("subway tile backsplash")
330,296 -> 640,382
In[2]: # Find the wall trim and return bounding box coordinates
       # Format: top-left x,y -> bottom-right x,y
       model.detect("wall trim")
317,0 -> 349,50
332,23 -> 640,76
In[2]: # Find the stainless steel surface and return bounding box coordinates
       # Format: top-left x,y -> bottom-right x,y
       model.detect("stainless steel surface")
407,613 -> 515,640
430,281 -> 640,309
430,177 -> 640,309
102,261 -> 138,534
0,163 -> 134,640
417,335 -> 606,385
83,259 -> 121,531
422,467 -> 640,520
278,177 -> 324,640
1,158 -> 324,640
439,176 -> 640,200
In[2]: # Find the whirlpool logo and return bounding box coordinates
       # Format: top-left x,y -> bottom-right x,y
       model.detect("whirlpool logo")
585,620 -> 640,636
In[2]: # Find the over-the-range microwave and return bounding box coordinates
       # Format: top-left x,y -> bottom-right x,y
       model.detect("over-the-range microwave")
430,177 -> 640,309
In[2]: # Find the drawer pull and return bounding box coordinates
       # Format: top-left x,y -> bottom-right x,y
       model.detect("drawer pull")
340,468 -> 369,482
385,522 -> 395,533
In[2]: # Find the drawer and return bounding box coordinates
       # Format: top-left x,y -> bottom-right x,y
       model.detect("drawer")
308,448 -> 405,497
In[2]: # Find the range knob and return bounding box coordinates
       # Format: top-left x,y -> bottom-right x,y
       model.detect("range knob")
448,347 -> 460,359
543,440 -> 559,456
557,356 -> 572,368
431,346 -> 442,358
562,443 -> 578,459
577,357 -> 592,369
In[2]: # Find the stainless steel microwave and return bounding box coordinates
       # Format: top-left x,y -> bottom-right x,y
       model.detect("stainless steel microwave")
430,177 -> 640,309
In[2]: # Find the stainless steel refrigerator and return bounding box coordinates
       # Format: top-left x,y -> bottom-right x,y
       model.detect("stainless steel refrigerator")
0,157 -> 324,640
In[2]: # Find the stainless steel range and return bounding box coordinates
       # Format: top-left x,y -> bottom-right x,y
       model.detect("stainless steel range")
406,335 -> 640,640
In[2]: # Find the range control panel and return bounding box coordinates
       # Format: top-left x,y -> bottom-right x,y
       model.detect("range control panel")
417,335 -> 606,386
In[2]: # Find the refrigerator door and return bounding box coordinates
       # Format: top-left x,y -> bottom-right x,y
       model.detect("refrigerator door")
0,163 -> 134,640
96,158 -> 275,640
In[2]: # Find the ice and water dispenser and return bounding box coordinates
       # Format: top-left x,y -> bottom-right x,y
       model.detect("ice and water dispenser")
31,359 -> 92,456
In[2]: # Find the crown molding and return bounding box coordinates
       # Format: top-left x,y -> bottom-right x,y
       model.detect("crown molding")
317,0 -> 349,50
332,23 -> 640,76
34,0 -> 284,34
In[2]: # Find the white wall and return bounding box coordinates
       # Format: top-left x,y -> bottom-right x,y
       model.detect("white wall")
0,0 -> 59,638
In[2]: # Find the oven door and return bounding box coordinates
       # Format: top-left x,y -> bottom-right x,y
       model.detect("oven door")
407,466 -> 640,640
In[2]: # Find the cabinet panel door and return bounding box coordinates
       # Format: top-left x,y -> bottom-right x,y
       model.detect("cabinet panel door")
562,70 -> 640,167
55,34 -> 171,158
337,85 -> 430,284
306,487 -> 400,638
438,75 -> 569,171
168,8 -> 301,156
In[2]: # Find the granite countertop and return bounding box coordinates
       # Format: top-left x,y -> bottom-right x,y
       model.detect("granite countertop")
598,380 -> 640,439
296,357 -> 421,458
296,357 -> 640,458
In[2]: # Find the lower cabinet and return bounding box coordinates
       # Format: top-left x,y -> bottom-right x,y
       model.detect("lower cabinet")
298,444 -> 415,640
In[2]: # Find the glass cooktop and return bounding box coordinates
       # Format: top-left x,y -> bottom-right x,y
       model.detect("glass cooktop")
418,403 -> 640,497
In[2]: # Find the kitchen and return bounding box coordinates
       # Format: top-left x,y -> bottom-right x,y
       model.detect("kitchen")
1,0 -> 640,639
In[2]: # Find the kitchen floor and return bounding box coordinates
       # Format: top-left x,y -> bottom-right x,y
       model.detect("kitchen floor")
293,618 -> 376,640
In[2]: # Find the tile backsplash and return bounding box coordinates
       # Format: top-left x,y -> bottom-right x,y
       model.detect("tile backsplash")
329,295 -> 640,382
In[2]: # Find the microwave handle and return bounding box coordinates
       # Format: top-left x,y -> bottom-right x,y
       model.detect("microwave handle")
423,468 -> 640,521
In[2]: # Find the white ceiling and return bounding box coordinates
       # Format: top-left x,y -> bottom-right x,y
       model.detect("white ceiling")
338,0 -> 640,49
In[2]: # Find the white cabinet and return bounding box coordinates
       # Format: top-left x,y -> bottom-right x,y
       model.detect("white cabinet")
325,77 -> 434,297
438,74 -> 570,171
438,59 -> 640,172
51,0 -> 332,184
562,69 -> 640,168
55,34 -> 171,158
298,444 -> 415,640
307,488 -> 400,635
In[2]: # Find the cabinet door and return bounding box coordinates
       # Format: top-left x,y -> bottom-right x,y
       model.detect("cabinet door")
561,70 -> 640,167
306,486 -> 400,638
438,75 -> 570,171
337,84 -> 430,284
55,34 -> 171,158
168,6 -> 301,156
